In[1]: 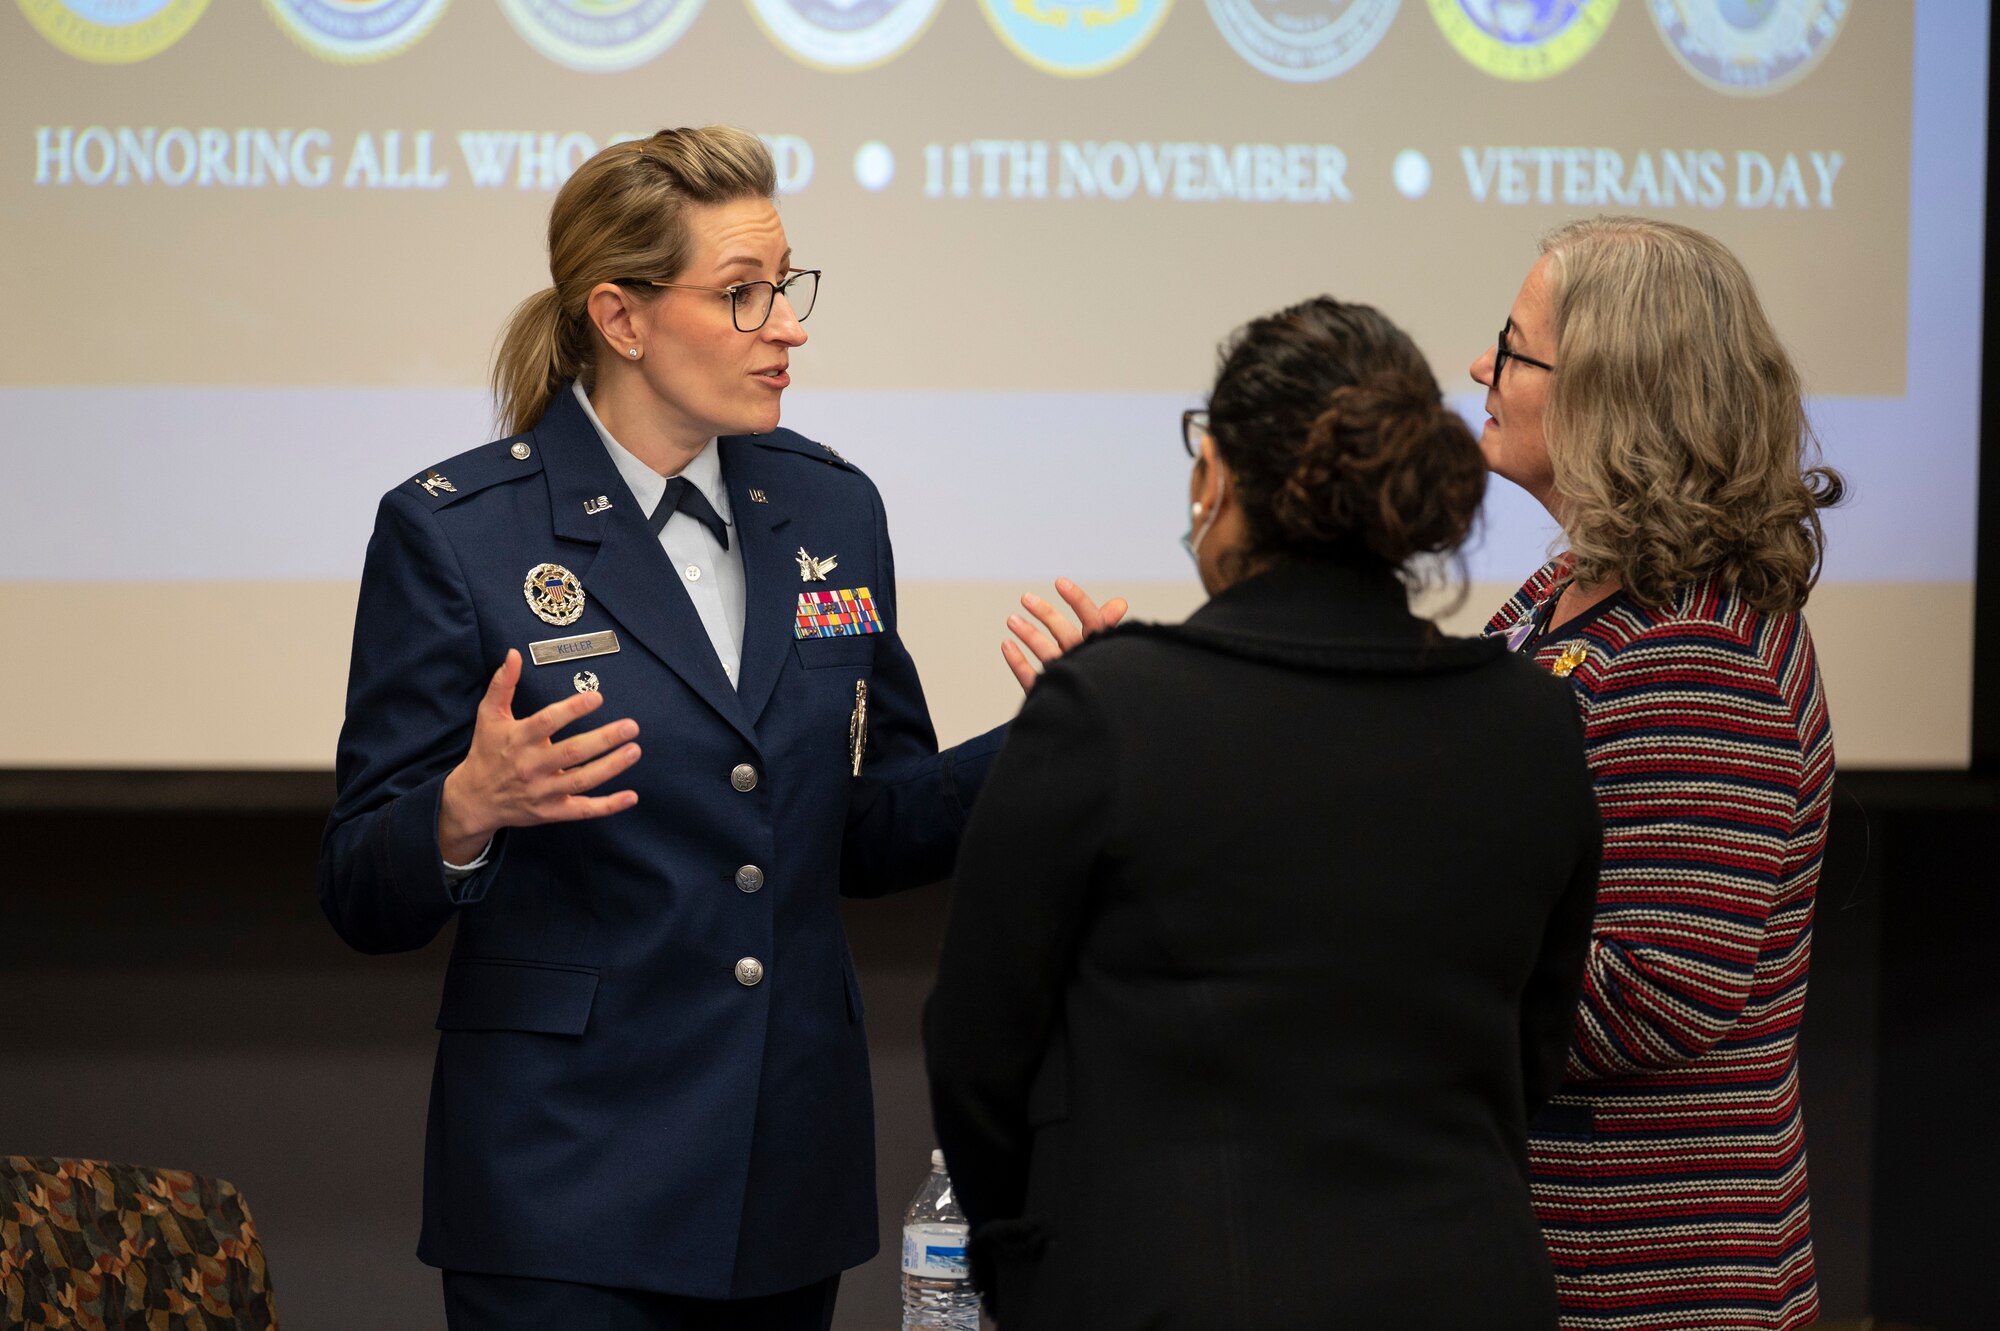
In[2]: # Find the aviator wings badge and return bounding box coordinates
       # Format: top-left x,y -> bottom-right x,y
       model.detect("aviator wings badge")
796,547 -> 838,583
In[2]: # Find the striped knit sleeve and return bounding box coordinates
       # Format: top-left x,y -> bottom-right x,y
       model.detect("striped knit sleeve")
1564,617 -> 1806,1079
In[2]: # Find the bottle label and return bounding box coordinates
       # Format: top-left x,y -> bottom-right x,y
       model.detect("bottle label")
901,1222 -> 970,1278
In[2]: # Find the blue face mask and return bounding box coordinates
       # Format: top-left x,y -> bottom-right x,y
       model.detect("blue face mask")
1180,472 -> 1226,573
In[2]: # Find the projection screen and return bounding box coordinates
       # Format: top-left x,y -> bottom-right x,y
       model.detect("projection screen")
1,0 -> 1986,768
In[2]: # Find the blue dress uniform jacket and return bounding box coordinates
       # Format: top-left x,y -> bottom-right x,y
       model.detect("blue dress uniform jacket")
319,385 -> 1004,1299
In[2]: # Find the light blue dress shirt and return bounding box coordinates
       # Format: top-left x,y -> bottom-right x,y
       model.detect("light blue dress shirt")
570,381 -> 748,683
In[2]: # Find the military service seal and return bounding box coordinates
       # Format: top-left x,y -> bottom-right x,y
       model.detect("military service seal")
1206,0 -> 1400,83
1651,0 -> 1846,96
18,0 -> 211,63
261,0 -> 450,62
498,0 -> 706,71
1426,0 -> 1618,81
747,0 -> 942,71
977,0 -> 1175,77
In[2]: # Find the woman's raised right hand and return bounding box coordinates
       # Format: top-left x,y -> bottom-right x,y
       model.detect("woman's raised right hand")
436,649 -> 641,863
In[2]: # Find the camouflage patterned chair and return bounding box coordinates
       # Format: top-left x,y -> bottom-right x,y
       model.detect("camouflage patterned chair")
1,1157 -> 278,1330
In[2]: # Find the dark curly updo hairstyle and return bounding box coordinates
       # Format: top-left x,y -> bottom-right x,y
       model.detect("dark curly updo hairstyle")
1207,297 -> 1485,578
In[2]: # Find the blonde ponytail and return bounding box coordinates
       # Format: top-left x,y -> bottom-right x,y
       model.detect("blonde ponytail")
492,287 -> 577,436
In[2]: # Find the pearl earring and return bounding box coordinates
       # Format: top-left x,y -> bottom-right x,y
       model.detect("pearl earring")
627,347 -> 640,359
1191,501 -> 1204,518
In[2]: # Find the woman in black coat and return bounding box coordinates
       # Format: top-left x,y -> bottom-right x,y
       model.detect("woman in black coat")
923,298 -> 1603,1331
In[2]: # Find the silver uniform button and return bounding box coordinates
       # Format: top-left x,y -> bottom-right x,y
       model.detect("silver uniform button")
730,763 -> 759,792
735,957 -> 765,987
735,865 -> 765,893
510,441 -> 531,460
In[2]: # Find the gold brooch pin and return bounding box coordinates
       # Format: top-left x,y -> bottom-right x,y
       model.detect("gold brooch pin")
1551,643 -> 1589,678
524,563 -> 585,627
796,547 -> 838,582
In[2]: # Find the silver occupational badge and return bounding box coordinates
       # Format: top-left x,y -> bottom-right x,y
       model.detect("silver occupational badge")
573,670 -> 600,693
796,547 -> 838,583
848,679 -> 868,776
415,470 -> 456,497
524,563 -> 586,626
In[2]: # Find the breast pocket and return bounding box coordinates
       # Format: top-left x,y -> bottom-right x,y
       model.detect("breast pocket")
435,958 -> 601,1036
793,637 -> 876,671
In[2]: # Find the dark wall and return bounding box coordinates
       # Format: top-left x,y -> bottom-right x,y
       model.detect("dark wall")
1860,788 -> 2000,1330
0,775 -> 1992,1329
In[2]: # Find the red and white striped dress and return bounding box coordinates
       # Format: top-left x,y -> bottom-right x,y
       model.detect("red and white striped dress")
1488,559 -> 1834,1331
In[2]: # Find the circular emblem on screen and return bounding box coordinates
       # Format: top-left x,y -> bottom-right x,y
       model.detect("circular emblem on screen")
1651,0 -> 1845,95
977,0 -> 1174,77
524,563 -> 586,626
1425,0 -> 1617,80
747,0 -> 942,70
16,0 -> 210,63
1206,0 -> 1399,83
499,0 -> 707,71
261,0 -> 449,62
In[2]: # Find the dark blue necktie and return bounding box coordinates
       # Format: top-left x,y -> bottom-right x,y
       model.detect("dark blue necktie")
648,476 -> 729,551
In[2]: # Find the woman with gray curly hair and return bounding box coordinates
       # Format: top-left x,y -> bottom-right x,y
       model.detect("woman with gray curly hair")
1474,215 -> 1843,1331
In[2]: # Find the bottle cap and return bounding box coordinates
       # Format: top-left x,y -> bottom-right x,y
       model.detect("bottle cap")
931,1149 -> 946,1170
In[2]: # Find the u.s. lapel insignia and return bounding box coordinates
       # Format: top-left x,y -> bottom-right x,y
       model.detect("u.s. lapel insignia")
415,470 -> 455,497
583,495 -> 613,515
796,547 -> 838,582
524,563 -> 586,626
1551,643 -> 1589,678
748,489 -> 769,504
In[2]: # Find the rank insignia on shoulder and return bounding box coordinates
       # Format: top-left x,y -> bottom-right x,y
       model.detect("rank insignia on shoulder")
796,547 -> 838,582
796,589 -> 883,639
415,470 -> 456,497
525,563 -> 586,627
818,442 -> 848,465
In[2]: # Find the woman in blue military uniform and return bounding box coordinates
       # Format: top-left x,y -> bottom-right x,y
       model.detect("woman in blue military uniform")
319,126 -> 1121,1330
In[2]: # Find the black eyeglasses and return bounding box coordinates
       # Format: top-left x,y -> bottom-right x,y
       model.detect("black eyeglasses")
1495,318 -> 1554,380
1181,408 -> 1210,458
624,268 -> 821,333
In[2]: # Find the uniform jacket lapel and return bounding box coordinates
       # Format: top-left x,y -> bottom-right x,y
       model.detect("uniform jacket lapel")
719,436 -> 797,728
533,390 -> 756,747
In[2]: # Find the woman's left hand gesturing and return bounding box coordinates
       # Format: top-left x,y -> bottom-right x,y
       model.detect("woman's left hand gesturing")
1002,578 -> 1129,693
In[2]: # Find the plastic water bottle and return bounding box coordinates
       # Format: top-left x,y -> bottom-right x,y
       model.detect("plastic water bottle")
901,1149 -> 979,1330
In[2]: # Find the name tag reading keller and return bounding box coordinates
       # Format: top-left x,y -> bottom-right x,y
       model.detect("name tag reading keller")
529,630 -> 621,667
